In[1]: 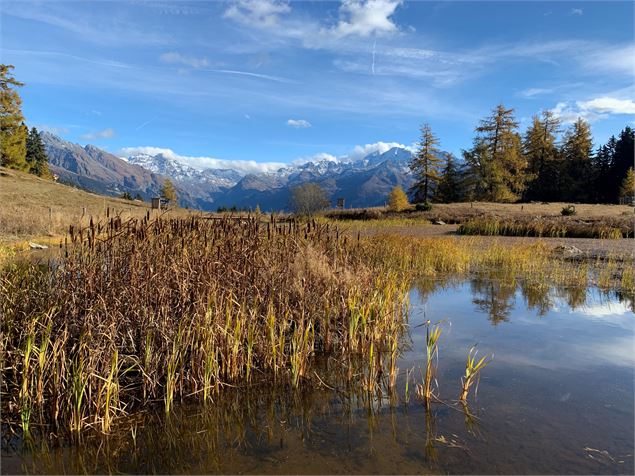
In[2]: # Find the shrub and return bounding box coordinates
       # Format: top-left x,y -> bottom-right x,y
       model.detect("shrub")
415,202 -> 432,212
561,205 -> 577,216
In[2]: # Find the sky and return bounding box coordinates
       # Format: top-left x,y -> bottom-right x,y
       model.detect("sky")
1,0 -> 634,172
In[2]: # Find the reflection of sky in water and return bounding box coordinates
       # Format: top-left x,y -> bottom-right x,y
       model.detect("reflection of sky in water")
405,283 -> 635,372
6,281 -> 633,475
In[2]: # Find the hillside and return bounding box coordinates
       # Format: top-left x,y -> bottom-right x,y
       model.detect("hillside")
0,166 -> 151,243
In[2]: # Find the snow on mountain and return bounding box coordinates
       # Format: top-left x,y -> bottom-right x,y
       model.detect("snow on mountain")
126,153 -> 241,189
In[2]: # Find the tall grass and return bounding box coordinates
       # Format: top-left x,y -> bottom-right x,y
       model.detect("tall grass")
457,217 -> 631,239
1,215 -> 409,439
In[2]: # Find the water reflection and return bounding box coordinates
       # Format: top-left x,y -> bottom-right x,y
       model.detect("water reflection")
3,280 -> 633,475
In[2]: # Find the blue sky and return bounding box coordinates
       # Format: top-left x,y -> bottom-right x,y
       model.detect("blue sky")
2,0 -> 634,172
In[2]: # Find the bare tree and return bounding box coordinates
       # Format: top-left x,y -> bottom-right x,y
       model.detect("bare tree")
290,183 -> 330,216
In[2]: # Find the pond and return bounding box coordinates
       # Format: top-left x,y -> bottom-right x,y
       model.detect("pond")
2,280 -> 633,474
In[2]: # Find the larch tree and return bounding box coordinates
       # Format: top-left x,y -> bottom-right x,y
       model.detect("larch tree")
161,178 -> 178,203
523,110 -> 561,201
465,104 -> 528,202
0,65 -> 28,170
26,127 -> 51,178
410,123 -> 444,203
619,168 -> 635,202
560,118 -> 593,202
387,186 -> 410,212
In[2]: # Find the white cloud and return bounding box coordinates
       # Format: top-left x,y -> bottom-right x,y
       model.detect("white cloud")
223,0 -> 290,28
160,51 -> 209,69
328,0 -> 402,38
119,146 -> 286,174
570,8 -> 583,16
349,141 -> 413,159
81,128 -> 115,140
294,141 -> 412,166
287,118 -> 312,128
551,96 -> 635,123
578,97 -> 635,115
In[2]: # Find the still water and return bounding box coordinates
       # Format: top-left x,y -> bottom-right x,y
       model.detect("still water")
3,280 -> 633,474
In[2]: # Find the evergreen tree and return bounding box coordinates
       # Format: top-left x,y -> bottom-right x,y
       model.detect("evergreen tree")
387,186 -> 410,212
410,123 -> 444,203
560,118 -> 593,202
464,104 -> 528,202
523,110 -> 561,201
161,179 -> 177,203
435,154 -> 463,203
591,136 -> 616,203
609,126 -> 635,203
0,65 -> 28,170
619,168 -> 635,203
26,127 -> 51,178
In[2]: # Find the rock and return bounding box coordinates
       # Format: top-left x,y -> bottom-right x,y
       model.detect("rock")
29,242 -> 48,250
553,245 -> 582,256
432,220 -> 446,225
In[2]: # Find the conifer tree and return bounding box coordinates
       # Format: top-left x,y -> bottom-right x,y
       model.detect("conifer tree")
26,127 -> 51,178
619,168 -> 635,203
609,126 -> 635,202
0,65 -> 28,170
436,154 -> 462,203
592,136 -> 616,203
464,104 -> 528,202
387,186 -> 410,212
523,110 -> 561,201
161,178 -> 177,203
560,118 -> 593,202
410,123 -> 444,203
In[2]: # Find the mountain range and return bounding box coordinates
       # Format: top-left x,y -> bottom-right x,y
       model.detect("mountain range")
42,132 -> 416,211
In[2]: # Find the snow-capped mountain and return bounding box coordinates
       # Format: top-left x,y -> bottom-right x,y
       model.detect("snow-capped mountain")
126,153 -> 241,189
41,131 -> 418,211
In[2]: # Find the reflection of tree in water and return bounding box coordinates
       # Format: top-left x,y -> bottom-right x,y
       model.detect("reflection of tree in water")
556,285 -> 588,310
470,278 -> 516,325
519,280 -> 553,316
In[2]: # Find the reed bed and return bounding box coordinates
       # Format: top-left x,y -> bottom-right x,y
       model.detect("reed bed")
457,216 -> 632,239
1,215 -> 409,440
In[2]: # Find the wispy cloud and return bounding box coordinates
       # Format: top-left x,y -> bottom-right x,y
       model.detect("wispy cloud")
35,124 -> 70,135
223,0 -> 291,29
81,128 -> 116,141
518,87 -> 553,98
3,3 -> 170,46
160,52 -> 209,69
119,146 -> 286,174
570,8 -> 583,16
287,119 -> 311,128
